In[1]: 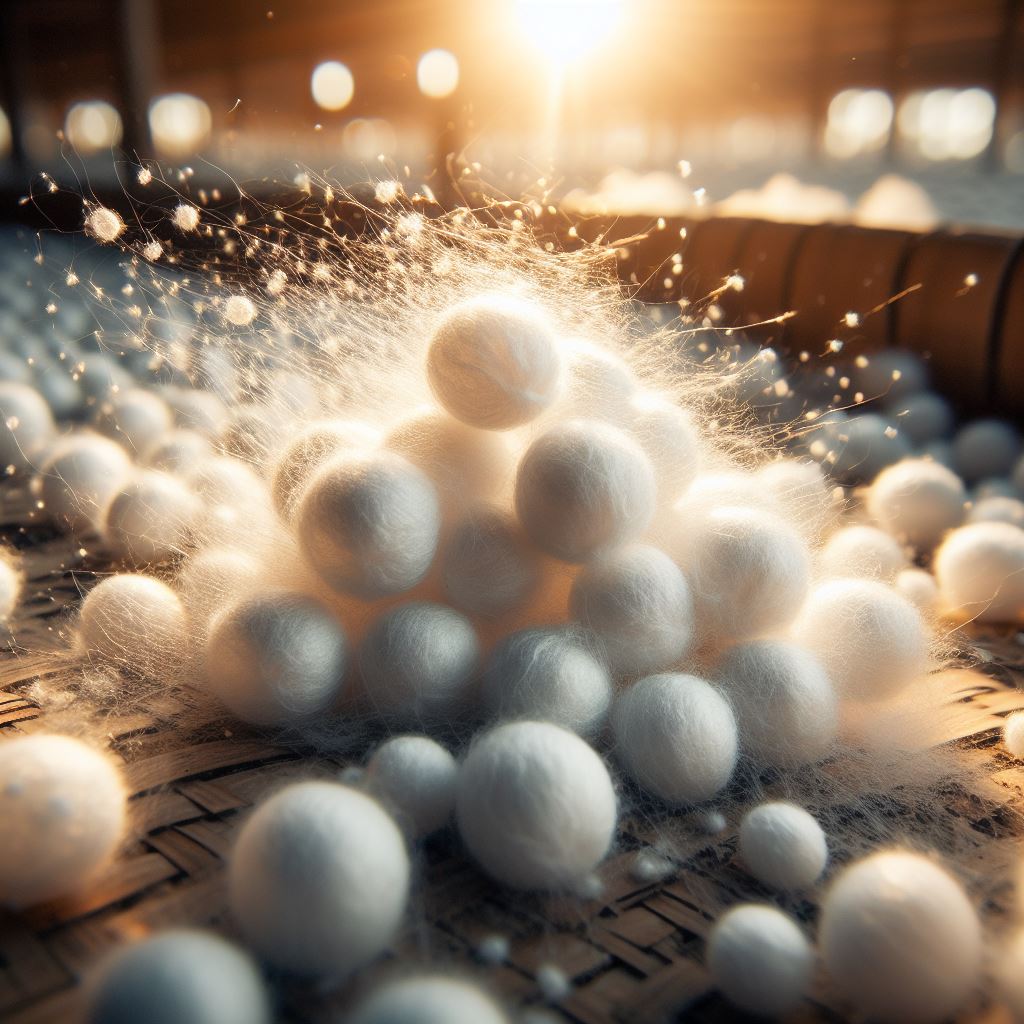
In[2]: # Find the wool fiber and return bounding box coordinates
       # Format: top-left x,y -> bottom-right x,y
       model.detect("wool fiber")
819,524 -> 908,581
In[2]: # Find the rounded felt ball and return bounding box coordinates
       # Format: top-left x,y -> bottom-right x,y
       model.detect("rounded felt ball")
347,975 -> 509,1024
952,419 -> 1021,483
934,522 -> 1024,623
0,381 -> 54,471
38,434 -> 133,534
829,413 -> 911,486
94,388 -> 174,456
968,496 -> 1024,529
739,802 -> 828,890
560,338 -> 637,421
888,391 -> 954,446
228,781 -> 409,976
819,524 -> 908,582
1004,711 -> 1024,758
456,720 -> 617,890
866,458 -> 966,550
366,735 -> 458,838
627,393 -> 700,504
104,471 -> 199,564
0,551 -> 22,621
756,457 -> 834,541
144,429 -> 212,472
996,929 -> 1024,1024
894,567 -> 940,613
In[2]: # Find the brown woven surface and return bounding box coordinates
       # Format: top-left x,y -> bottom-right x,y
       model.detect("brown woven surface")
2,491 -> 1024,1024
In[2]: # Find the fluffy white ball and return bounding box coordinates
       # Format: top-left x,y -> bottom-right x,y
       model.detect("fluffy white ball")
348,975 -> 509,1024
739,802 -> 828,890
427,293 -> 562,429
38,434 -> 133,534
894,567 -> 939,613
612,673 -> 738,804
830,413 -> 911,485
0,550 -> 22,621
95,388 -> 174,456
996,929 -> 1024,1024
820,850 -> 982,1024
889,390 -> 954,446
456,720 -> 616,890
0,381 -> 54,471
165,387 -> 228,436
366,735 -> 458,838
84,930 -> 271,1024
866,458 -> 966,550
819,524 -> 908,581
481,627 -> 612,737
706,905 -> 814,1018
144,428 -> 212,471
756,458 -> 834,541
177,548 -> 261,637
0,734 -> 126,907
952,419 -> 1021,483
714,640 -> 837,768
296,451 -> 441,598
105,471 -> 199,564
1004,711 -> 1024,758
968,495 -> 1024,529
360,602 -> 480,726
793,579 -> 927,702
229,781 -> 409,976
560,337 -> 637,420
855,349 -> 929,403
187,456 -> 272,543
627,393 -> 700,504
515,419 -> 656,562
205,591 -> 348,726
934,522 -> 1024,622
570,544 -> 693,678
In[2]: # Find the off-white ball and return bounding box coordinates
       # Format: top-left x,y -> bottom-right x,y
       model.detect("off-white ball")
739,802 -> 828,890
296,451 -> 441,598
229,781 -> 409,976
895,567 -> 939,613
756,458 -> 834,541
820,850 -> 982,1024
612,673 -> 738,804
205,591 -> 347,726
105,471 -> 199,564
481,627 -> 612,737
934,522 -> 1024,622
952,419 -> 1021,483
348,975 -> 509,1024
0,734 -> 126,907
515,419 -> 656,562
0,551 -> 22,621
706,905 -> 813,1017
84,930 -> 271,1024
95,388 -> 174,456
561,337 -> 637,420
830,413 -> 910,485
0,381 -> 54,471
854,349 -> 929,403
968,495 -> 1024,529
819,524 -> 908,581
1004,711 -> 1024,758
793,579 -> 928,701
188,456 -> 270,542
627,393 -> 700,504
366,735 -> 458,838
715,640 -> 837,768
996,928 -> 1024,1024
867,458 -> 966,550
144,428 -> 212,472
165,387 -> 228,437
224,294 -> 257,327
177,548 -> 261,637
427,293 -> 562,429
890,390 -> 954,446
456,720 -> 616,890
570,544 -> 693,678
39,434 -> 133,533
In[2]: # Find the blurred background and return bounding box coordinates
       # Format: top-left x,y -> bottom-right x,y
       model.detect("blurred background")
1,0 -> 1023,229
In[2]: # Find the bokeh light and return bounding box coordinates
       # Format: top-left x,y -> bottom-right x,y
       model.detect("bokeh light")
148,93 -> 212,158
898,87 -> 995,160
417,50 -> 459,99
64,100 -> 123,155
342,118 -> 396,161
825,89 -> 894,159
311,61 -> 355,111
514,0 -> 624,67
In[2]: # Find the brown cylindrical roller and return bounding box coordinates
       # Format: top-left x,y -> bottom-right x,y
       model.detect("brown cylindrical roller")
993,246 -> 1024,418
732,220 -> 811,339
678,216 -> 756,316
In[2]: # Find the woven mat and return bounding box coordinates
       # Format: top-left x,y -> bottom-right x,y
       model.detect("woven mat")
2,487 -> 1023,1024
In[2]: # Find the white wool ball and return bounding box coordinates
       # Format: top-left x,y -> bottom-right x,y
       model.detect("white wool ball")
427,293 -> 562,429
296,451 -> 441,598
830,413 -> 911,485
105,471 -> 199,564
481,627 -> 612,737
360,602 -> 480,726
177,547 -> 261,636
144,428 -> 212,471
867,458 -> 966,550
171,202 -> 201,232
676,507 -> 810,643
0,734 -> 126,907
229,781 -> 409,976
84,930 -> 270,1024
1004,711 -> 1024,758
188,455 -> 266,510
715,640 -> 837,769
756,458 -> 834,541
456,720 -> 616,890
561,337 -> 637,420
224,294 -> 257,327
974,477 -> 1020,501
968,495 -> 1024,529
569,544 -> 693,678
997,929 -> 1024,1024
95,388 -> 174,456
38,434 -> 133,534
612,673 -> 738,804
706,905 -> 814,1017
205,591 -> 347,726
819,524 -> 908,581
165,388 -> 228,437
515,420 -> 656,562
793,579 -> 927,702
677,471 -> 766,515
854,349 -> 929,403
1015,454 -> 1024,495
385,406 -> 515,509
889,391 -> 954,446
366,735 -> 458,838
820,850 -> 982,1024
348,975 -> 509,1024
920,438 -> 955,469
34,365 -> 83,420
739,802 -> 828,890
953,419 -> 1022,483
270,419 -> 380,520
85,206 -> 125,243
894,567 -> 940,613
442,507 -> 542,619
79,573 -> 186,673
627,393 -> 700,503
0,551 -> 21,621
0,381 -> 54,471
934,522 -> 1024,622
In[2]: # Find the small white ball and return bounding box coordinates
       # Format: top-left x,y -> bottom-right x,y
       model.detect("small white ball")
85,206 -> 125,242
612,673 -> 738,805
1004,711 -> 1024,758
820,850 -> 982,1024
706,904 -> 814,1017
95,388 -> 174,456
481,627 -> 612,737
996,928 -> 1024,1024
456,720 -> 617,890
229,781 -> 409,976
296,451 -> 441,598
0,550 -> 22,621
854,349 -> 929,403
84,930 -> 270,1024
515,419 -> 656,562
39,434 -> 133,534
165,388 -> 228,436
953,419 -> 1022,483
627,393 -> 700,504
366,735 -> 458,838
177,547 -> 261,637
739,802 -> 828,890
560,337 -> 637,420
144,428 -> 212,471
894,567 -> 939,613
0,734 -> 126,907
715,640 -> 837,769
570,544 -> 693,678
793,579 -> 928,702
105,471 -> 199,564
830,413 -> 911,485
224,294 -> 257,327
0,381 -> 54,471
889,391 -> 954,445
756,458 -> 834,541
427,293 -> 562,429
819,524 -> 908,581
348,975 -> 509,1024
172,202 -> 201,232
968,495 -> 1024,529
866,458 -> 966,550
934,522 -> 1024,622
973,477 -> 1020,501
205,591 -> 348,726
